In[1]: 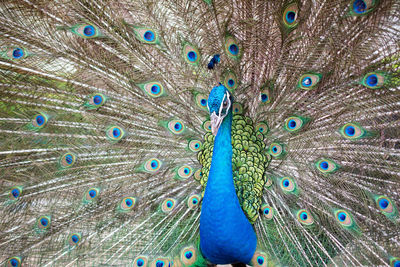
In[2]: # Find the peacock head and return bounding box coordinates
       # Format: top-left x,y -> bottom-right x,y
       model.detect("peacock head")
207,84 -> 232,136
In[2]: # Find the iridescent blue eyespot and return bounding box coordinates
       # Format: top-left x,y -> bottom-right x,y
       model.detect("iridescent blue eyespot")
283,3 -> 299,28
353,0 -> 367,14
156,260 -> 164,267
185,251 -> 193,259
7,257 -> 21,267
361,72 -> 387,89
167,119 -> 185,134
261,93 -> 268,102
93,95 -> 102,105
175,122 -> 182,130
320,161 -> 329,170
12,48 -> 24,59
288,119 -> 296,129
366,74 -> 377,87
161,198 -> 176,213
10,188 -> 21,199
187,194 -> 201,209
83,25 -> 95,37
59,152 -> 76,168
89,190 -> 96,198
10,258 -> 19,266
345,125 -> 355,136
187,51 -> 197,62
225,36 -> 240,59
252,252 -> 268,267
261,205 -> 274,220
151,160 -> 158,168
379,198 -> 389,209
37,215 -> 51,230
144,31 -> 155,42
133,256 -> 148,267
71,234 -> 79,243
280,177 -> 296,193
391,258 -> 400,267
151,84 -> 161,94
286,11 -> 296,24
229,44 -> 238,55
228,79 -> 235,87
301,77 -> 312,87
316,158 -> 339,174
200,99 -> 207,106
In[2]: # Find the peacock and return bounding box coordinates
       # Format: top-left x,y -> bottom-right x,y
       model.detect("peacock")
1,0 -> 400,266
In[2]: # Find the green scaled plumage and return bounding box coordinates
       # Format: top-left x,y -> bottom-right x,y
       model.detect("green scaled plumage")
198,113 -> 271,223
0,0 -> 400,266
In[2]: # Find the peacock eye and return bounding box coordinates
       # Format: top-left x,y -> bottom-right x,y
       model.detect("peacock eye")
223,101 -> 228,107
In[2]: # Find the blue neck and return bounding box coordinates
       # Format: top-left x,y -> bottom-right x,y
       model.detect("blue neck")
200,110 -> 257,264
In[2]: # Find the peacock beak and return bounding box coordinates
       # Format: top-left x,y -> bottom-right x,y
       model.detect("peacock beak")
210,111 -> 223,136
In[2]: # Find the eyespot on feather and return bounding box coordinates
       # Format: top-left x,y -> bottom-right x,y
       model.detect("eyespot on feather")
67,233 -> 82,247
232,103 -> 243,114
167,119 -> 186,134
85,93 -> 106,109
225,35 -> 241,59
260,89 -> 270,104
261,204 -> 274,220
297,209 -> 314,225
202,120 -> 212,132
143,158 -> 162,173
137,81 -> 166,98
315,158 -> 339,174
361,71 -> 388,89
350,0 -> 378,16
9,186 -> 22,200
30,113 -> 49,130
298,73 -> 322,90
161,198 -> 176,213
132,26 -> 159,44
334,209 -> 355,228
251,252 -> 268,267
268,143 -> 285,158
187,194 -> 201,209
183,42 -> 200,65
84,188 -> 99,202
284,116 -> 308,132
180,246 -> 197,265
280,177 -> 296,193
283,3 -> 299,28
69,24 -> 102,38
7,256 -> 22,267
223,70 -> 238,91
194,93 -> 208,110
194,169 -> 202,181
59,152 -> 77,168
256,121 -> 269,136
37,215 -> 51,230
390,257 -> 400,267
150,258 -> 170,267
133,256 -> 148,267
1,47 -> 30,60
339,122 -> 367,140
375,196 -> 398,218
119,197 -> 136,212
188,140 -> 202,152
176,165 -> 193,179
106,125 -> 125,142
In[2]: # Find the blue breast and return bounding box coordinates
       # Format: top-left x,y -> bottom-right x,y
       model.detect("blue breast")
199,111 -> 257,264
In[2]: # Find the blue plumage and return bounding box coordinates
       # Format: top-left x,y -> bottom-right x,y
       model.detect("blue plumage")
200,85 -> 257,264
